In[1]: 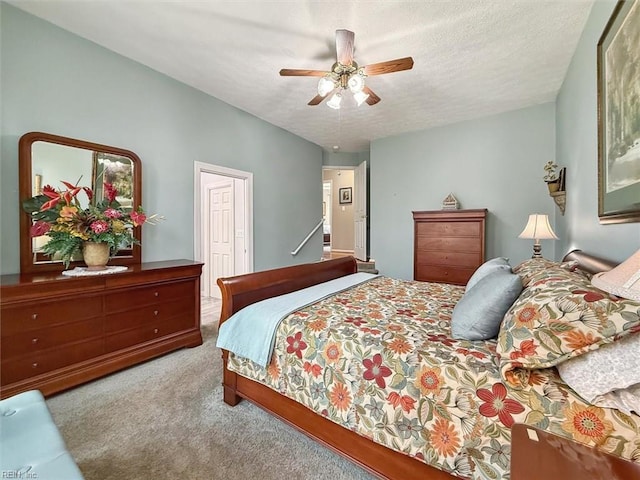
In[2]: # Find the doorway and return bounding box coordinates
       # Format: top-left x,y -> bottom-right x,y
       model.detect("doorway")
322,168 -> 354,258
194,162 -> 253,298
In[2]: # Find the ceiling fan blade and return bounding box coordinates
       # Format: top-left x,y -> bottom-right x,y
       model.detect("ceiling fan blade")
362,57 -> 414,76
335,29 -> 355,66
363,86 -> 380,106
279,69 -> 328,77
308,94 -> 327,106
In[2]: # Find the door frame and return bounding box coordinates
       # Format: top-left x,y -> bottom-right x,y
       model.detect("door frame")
322,179 -> 333,251
322,166 -> 357,254
194,161 -> 254,296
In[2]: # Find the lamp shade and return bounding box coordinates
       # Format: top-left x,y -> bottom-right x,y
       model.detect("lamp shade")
353,90 -> 370,106
591,249 -> 640,301
518,214 -> 558,240
326,92 -> 342,110
317,76 -> 335,97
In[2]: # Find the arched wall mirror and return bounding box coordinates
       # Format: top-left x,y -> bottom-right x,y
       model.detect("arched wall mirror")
19,132 -> 142,274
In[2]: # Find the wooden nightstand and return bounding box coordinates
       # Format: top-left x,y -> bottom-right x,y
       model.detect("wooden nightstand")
511,424 -> 640,480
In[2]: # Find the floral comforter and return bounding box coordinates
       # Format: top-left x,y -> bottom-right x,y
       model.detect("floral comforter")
226,268 -> 640,479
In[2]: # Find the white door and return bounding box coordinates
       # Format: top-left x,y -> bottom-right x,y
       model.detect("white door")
209,181 -> 234,299
354,160 -> 367,261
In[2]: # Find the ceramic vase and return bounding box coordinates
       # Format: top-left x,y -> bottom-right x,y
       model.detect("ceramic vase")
82,242 -> 110,270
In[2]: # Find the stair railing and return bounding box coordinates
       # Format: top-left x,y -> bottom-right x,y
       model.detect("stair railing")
291,219 -> 324,256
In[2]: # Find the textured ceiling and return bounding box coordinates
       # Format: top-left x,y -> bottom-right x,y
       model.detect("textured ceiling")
11,1 -> 594,152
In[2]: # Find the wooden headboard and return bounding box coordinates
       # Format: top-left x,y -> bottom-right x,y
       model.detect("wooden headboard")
562,249 -> 618,275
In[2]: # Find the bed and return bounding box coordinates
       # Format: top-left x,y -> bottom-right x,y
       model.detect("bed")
216,251 -> 640,479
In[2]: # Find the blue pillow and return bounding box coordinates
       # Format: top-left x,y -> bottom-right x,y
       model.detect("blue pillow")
465,257 -> 511,292
452,269 -> 523,340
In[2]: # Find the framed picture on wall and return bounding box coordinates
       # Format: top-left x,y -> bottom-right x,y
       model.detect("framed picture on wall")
339,187 -> 352,204
597,0 -> 640,223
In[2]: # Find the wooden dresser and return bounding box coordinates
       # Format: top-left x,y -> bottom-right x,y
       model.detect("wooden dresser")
413,209 -> 487,285
0,260 -> 203,399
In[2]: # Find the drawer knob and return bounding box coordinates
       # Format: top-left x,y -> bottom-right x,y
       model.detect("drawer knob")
154,328 -> 159,334
154,310 -> 159,316
154,291 -> 159,297
31,338 -> 39,345
32,362 -> 39,369
31,313 -> 38,320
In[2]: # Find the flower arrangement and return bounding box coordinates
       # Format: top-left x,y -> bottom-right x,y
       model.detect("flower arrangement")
543,161 -> 558,182
23,180 -> 156,268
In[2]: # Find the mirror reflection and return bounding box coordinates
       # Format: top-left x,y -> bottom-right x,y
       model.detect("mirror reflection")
19,132 -> 142,274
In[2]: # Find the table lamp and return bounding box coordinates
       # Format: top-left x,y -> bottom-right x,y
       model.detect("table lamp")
518,214 -> 558,258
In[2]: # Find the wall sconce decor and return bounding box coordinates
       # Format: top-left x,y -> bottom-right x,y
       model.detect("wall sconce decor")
543,162 -> 566,215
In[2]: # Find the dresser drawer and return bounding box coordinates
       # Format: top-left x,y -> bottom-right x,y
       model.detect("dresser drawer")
417,251 -> 481,268
415,265 -> 475,285
1,296 -> 102,335
1,338 -> 104,384
104,280 -> 194,313
105,316 -> 194,352
416,221 -> 481,237
1,318 -> 103,359
416,236 -> 481,253
105,298 -> 195,334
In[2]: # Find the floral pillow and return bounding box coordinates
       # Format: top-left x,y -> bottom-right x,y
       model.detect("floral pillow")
513,258 -> 591,289
497,264 -> 640,388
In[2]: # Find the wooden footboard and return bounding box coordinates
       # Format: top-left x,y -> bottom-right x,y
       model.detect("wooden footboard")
217,257 -> 458,479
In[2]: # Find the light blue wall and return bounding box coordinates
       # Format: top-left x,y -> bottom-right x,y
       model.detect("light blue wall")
556,0 -> 640,261
322,151 -> 369,167
0,4 -> 323,275
371,103 -> 556,279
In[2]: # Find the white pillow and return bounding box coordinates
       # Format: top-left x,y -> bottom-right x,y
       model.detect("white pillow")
465,257 -> 511,292
557,332 -> 640,414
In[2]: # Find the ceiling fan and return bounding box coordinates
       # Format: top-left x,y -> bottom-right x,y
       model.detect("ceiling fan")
279,29 -> 414,109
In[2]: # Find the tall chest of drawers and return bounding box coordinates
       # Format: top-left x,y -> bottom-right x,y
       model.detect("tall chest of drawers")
413,209 -> 487,285
0,260 -> 203,399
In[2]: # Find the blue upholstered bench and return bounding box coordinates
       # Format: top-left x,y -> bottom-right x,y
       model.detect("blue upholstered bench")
0,390 -> 84,479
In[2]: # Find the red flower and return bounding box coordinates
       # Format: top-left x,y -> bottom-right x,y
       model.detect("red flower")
362,353 -> 392,388
90,220 -> 109,234
573,289 -> 606,302
361,327 -> 381,335
104,183 -> 118,203
509,339 -> 538,360
427,333 -> 455,347
104,208 -> 122,219
30,220 -> 51,237
455,348 -> 487,360
303,361 -> 322,378
344,316 -> 366,327
286,331 -> 307,359
387,392 -> 416,413
130,210 -> 147,227
477,383 -> 524,427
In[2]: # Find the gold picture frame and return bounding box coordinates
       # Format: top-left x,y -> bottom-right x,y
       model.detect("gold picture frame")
597,0 -> 640,223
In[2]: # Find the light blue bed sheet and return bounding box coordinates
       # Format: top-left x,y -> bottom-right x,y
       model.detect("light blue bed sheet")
216,272 -> 377,367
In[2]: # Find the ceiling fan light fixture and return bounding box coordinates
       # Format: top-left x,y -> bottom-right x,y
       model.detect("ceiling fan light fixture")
347,73 -> 365,93
327,92 -> 342,110
353,90 -> 370,106
317,75 -> 336,97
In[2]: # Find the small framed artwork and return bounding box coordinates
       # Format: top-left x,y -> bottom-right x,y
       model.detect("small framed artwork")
597,0 -> 640,223
339,187 -> 352,204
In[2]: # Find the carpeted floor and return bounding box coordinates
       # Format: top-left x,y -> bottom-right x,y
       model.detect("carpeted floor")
46,300 -> 375,480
